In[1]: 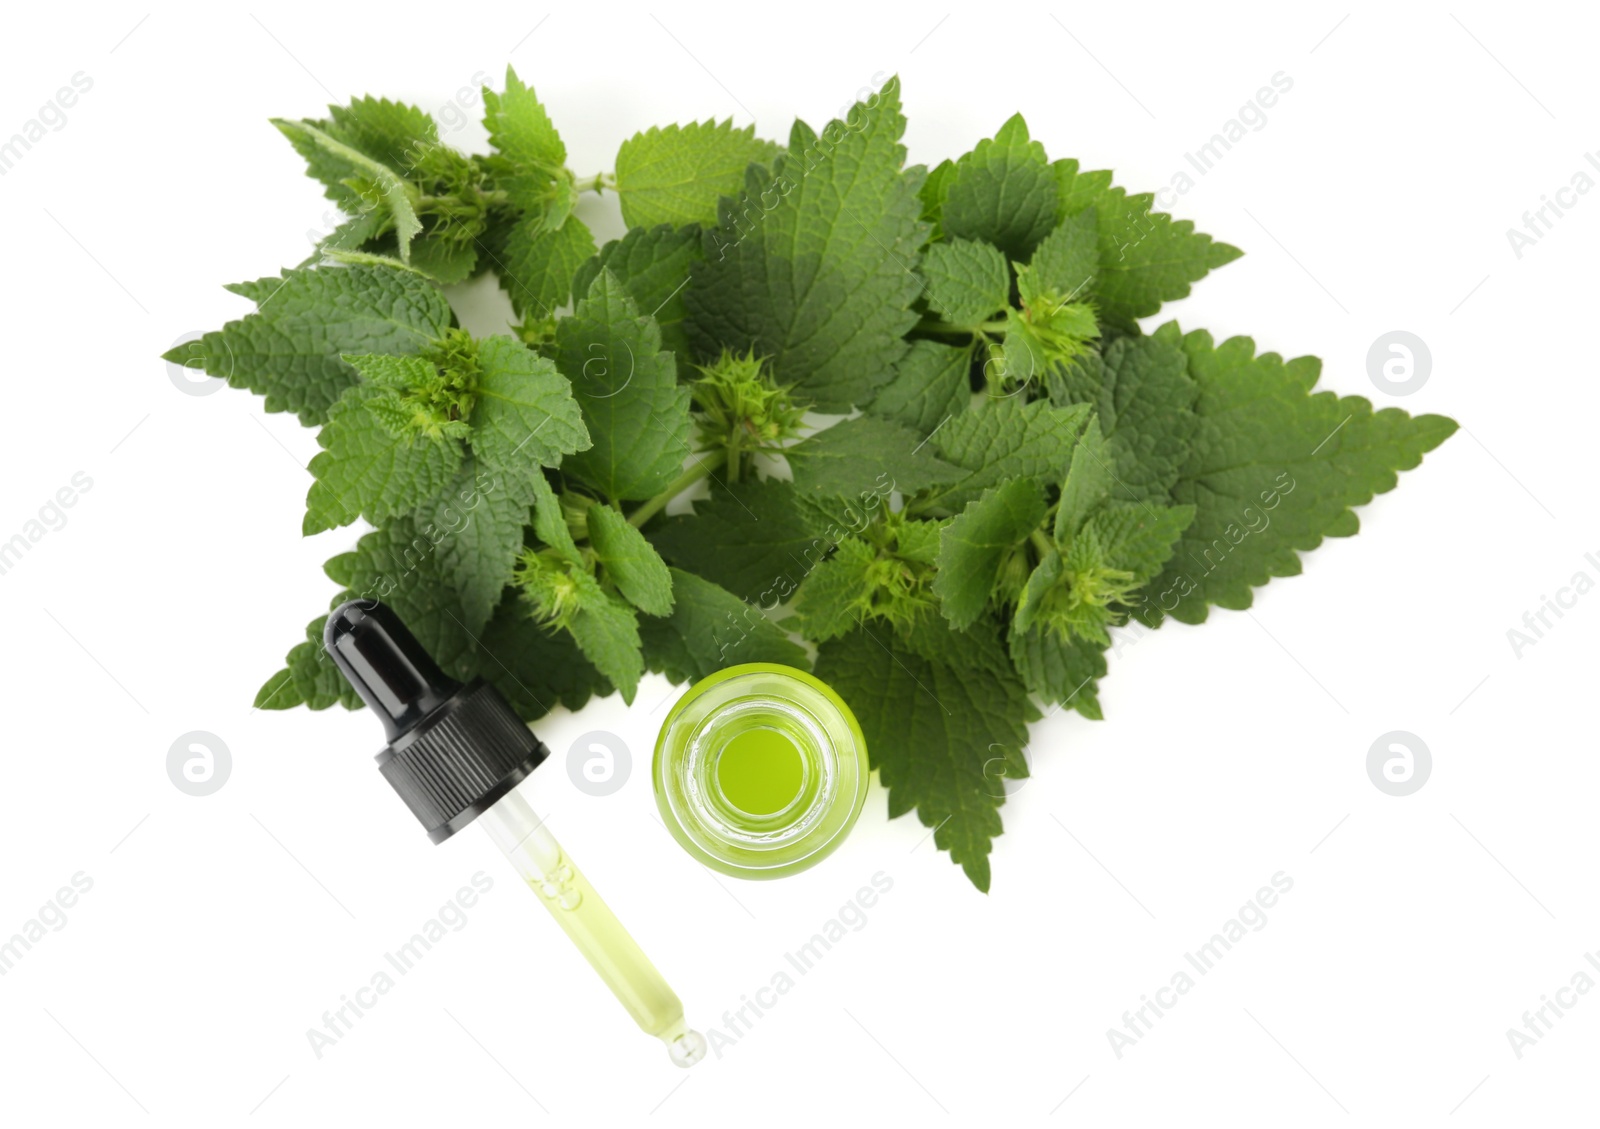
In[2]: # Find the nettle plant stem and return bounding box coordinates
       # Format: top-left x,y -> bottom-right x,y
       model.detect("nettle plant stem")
627,454 -> 724,529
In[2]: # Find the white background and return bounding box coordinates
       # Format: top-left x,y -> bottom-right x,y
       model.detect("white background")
1,2 -> 1594,1125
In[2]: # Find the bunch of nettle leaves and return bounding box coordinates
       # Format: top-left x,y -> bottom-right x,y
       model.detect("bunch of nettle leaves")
170,71 -> 1454,890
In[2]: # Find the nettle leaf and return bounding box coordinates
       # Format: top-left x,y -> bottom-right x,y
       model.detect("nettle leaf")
686,76 -> 928,412
787,416 -> 964,503
1140,323 -> 1457,624
615,120 -> 782,229
1087,502 -> 1195,583
921,397 -> 1091,513
650,478 -> 867,605
1049,335 -> 1200,507
1019,207 -> 1098,302
640,568 -> 807,684
867,340 -> 972,438
816,615 -> 1033,892
324,517 -> 481,679
275,96 -> 437,223
933,479 -> 1047,629
492,213 -> 597,320
574,224 -> 704,364
587,502 -> 675,616
483,66 -> 567,210
1053,160 -> 1243,333
920,238 -> 1011,326
468,336 -> 591,493
789,537 -> 882,642
563,570 -> 644,703
932,114 -> 1059,262
557,270 -> 692,501
1007,628 -> 1107,721
477,593 -> 612,721
525,468 -> 582,564
273,119 -> 422,262
1055,416 -> 1111,538
304,385 -> 463,534
162,264 -> 452,425
429,463 -> 531,633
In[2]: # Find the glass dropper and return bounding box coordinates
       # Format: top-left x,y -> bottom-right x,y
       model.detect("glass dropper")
324,599 -> 705,1068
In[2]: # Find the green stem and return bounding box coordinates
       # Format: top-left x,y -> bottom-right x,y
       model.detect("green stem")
572,170 -> 617,195
1030,529 -> 1056,559
726,432 -> 742,484
415,187 -> 510,210
627,452 -> 725,528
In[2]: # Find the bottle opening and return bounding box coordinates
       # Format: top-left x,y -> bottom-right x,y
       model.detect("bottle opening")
654,664 -> 870,880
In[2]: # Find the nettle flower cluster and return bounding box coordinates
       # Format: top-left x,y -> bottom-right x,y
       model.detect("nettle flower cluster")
168,71 -> 1454,891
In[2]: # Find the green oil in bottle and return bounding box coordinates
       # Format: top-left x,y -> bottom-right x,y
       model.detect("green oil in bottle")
715,727 -> 805,816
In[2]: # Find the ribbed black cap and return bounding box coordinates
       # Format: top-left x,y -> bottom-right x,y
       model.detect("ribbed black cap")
324,600 -> 549,843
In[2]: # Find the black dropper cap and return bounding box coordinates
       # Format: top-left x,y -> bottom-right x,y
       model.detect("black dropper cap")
325,600 -> 549,843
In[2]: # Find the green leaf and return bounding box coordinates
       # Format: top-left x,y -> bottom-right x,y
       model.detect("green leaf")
787,416 -> 964,503
1055,416 -> 1111,538
640,568 -> 808,683
1011,545 -> 1061,635
429,463 -> 532,633
272,118 -> 422,263
868,340 -> 972,437
476,594 -> 612,720
482,66 -> 567,210
935,114 -> 1059,262
557,270 -> 692,501
468,336 -> 592,493
1053,160 -> 1243,333
1049,335 -> 1200,506
1018,207 -> 1098,303
650,478 -> 857,605
162,264 -> 452,425
1140,323 -> 1457,624
921,397 -> 1091,513
816,615 -> 1032,892
920,238 -> 1011,326
404,236 -> 479,285
525,469 -> 582,564
686,76 -> 928,412
305,385 -> 463,534
615,120 -> 781,229
1007,627 -> 1106,720
932,479 -> 1047,629
562,571 -> 644,703
255,614 -> 362,712
789,537 -> 882,641
587,502 -> 675,615
323,517 -> 481,679
1086,502 -> 1195,583
573,224 -> 704,365
276,96 -> 437,212
323,97 -> 439,178
493,213 -> 597,319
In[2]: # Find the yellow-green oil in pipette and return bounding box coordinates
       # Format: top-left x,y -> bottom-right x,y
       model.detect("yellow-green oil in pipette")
479,787 -> 705,1064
